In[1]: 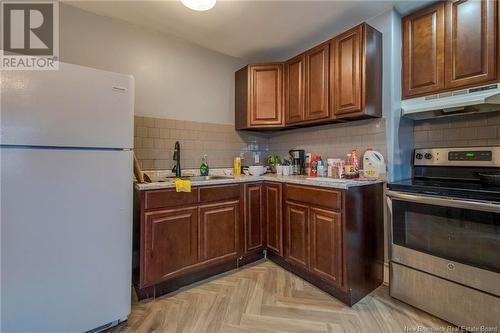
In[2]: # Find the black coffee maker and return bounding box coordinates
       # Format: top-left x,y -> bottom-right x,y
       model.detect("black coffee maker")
289,149 -> 305,175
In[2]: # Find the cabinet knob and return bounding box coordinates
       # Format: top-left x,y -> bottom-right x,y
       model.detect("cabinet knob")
447,263 -> 455,271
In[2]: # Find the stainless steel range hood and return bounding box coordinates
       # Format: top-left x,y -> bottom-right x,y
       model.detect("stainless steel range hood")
401,83 -> 500,120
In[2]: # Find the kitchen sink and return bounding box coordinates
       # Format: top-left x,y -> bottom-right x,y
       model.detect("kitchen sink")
188,175 -> 234,181
149,175 -> 234,183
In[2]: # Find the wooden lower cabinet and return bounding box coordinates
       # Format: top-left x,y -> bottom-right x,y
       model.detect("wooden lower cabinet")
135,182 -> 383,306
309,207 -> 343,287
199,201 -> 240,263
244,183 -> 264,252
264,182 -> 283,255
285,202 -> 309,269
143,207 -> 198,286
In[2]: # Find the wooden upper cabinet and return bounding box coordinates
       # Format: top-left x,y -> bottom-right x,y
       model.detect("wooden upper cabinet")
305,43 -> 330,121
445,0 -> 498,89
143,207 -> 198,286
309,207 -> 343,287
402,2 -> 445,99
244,183 -> 264,253
333,23 -> 382,119
333,26 -> 362,115
285,55 -> 306,125
235,22 -> 383,129
264,182 -> 282,255
402,0 -> 497,99
235,63 -> 284,130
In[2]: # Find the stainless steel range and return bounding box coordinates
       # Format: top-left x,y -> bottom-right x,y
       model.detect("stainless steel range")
387,147 -> 500,329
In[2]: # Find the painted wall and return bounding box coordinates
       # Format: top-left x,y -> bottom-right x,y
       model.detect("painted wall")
59,3 -> 244,125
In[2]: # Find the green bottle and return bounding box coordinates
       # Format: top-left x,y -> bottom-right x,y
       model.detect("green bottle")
200,154 -> 209,176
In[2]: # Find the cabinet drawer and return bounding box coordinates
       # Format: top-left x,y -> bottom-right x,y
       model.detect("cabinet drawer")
144,188 -> 199,210
285,184 -> 341,210
199,184 -> 241,203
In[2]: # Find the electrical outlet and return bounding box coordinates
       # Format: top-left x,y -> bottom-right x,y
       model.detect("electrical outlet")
254,153 -> 260,164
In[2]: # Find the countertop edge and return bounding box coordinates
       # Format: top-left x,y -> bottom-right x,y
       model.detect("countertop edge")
134,175 -> 384,191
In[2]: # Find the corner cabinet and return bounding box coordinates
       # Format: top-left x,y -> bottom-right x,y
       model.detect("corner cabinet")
402,0 -> 498,99
332,23 -> 382,120
284,55 -> 306,125
264,182 -> 283,255
235,63 -> 284,130
236,22 -> 382,130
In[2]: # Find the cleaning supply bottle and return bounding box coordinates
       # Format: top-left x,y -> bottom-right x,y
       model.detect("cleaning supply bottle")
200,154 -> 209,176
363,148 -> 386,179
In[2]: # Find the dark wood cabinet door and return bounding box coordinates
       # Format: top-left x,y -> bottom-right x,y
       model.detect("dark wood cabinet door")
445,0 -> 497,89
285,202 -> 309,268
143,207 -> 198,286
285,55 -> 306,124
402,2 -> 445,98
309,207 -> 343,287
199,201 -> 240,263
245,183 -> 264,252
305,43 -> 330,121
333,25 -> 363,115
264,183 -> 282,255
249,64 -> 283,127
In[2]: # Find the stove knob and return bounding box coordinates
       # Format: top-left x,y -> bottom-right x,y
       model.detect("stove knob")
425,153 -> 433,160
415,153 -> 423,160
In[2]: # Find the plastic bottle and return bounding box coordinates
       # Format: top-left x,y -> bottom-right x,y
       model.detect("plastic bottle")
233,157 -> 241,176
200,154 -> 209,176
317,159 -> 324,177
363,148 -> 386,179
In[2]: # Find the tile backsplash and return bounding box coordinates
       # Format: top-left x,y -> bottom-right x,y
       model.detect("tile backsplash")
134,116 -> 268,170
414,112 -> 500,148
268,118 -> 387,162
134,116 -> 387,170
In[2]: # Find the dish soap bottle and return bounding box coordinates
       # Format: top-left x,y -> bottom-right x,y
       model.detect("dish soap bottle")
200,154 -> 209,176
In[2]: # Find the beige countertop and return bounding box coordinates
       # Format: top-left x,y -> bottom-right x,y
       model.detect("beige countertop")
134,173 -> 383,191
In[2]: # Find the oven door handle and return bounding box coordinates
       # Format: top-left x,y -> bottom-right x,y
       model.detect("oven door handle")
386,190 -> 500,213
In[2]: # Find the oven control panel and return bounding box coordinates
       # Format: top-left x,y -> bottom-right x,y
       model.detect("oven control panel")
414,147 -> 500,167
448,150 -> 492,161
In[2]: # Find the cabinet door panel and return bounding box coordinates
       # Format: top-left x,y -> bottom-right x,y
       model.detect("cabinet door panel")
285,55 -> 305,124
310,208 -> 343,287
305,44 -> 330,120
199,202 -> 240,263
334,25 -> 362,115
249,64 -> 283,126
245,184 -> 264,252
402,2 -> 445,98
285,202 -> 309,268
264,183 -> 282,255
144,207 -> 198,285
445,0 -> 497,89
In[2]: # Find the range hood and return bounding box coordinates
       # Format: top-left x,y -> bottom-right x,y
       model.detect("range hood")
401,83 -> 500,120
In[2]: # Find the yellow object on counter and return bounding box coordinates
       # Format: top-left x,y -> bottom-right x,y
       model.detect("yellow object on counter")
175,178 -> 191,192
233,157 -> 241,176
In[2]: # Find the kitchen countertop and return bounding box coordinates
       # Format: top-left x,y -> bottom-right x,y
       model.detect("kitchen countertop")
135,174 -> 383,191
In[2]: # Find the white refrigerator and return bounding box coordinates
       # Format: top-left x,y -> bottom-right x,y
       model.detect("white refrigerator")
1,62 -> 134,333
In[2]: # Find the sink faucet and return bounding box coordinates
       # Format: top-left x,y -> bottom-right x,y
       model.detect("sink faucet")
172,141 -> 181,177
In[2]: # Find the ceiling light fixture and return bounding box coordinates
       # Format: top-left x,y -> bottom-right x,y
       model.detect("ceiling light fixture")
181,0 -> 216,11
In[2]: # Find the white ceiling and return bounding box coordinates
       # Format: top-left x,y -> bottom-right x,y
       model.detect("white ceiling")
65,0 -> 431,62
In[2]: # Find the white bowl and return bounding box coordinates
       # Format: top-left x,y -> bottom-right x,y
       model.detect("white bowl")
248,165 -> 266,176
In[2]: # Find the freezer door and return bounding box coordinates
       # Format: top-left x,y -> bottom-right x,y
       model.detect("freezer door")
1,148 -> 133,333
1,62 -> 134,149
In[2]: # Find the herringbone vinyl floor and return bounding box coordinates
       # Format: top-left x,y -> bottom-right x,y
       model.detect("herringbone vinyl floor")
108,261 -> 448,333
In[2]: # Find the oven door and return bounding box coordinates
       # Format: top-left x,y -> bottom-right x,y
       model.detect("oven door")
387,190 -> 500,296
